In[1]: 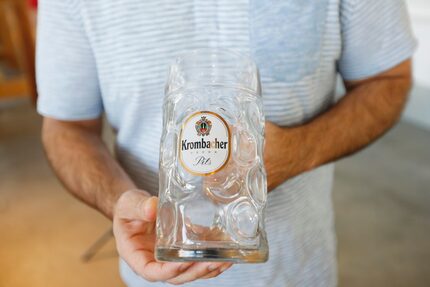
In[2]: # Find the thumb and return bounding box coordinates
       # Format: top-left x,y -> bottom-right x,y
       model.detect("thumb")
115,190 -> 158,222
140,196 -> 158,222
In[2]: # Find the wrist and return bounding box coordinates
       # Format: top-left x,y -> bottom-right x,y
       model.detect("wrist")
294,123 -> 320,172
276,124 -> 318,177
264,122 -> 310,190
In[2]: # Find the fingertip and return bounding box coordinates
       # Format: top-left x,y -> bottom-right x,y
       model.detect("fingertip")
143,196 -> 158,221
149,196 -> 158,209
220,263 -> 233,272
206,262 -> 224,274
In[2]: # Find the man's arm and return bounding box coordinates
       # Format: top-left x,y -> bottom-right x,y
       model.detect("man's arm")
265,59 -> 412,190
41,117 -> 232,283
41,117 -> 137,219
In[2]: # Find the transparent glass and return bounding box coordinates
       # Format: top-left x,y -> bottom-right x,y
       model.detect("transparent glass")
156,49 -> 268,263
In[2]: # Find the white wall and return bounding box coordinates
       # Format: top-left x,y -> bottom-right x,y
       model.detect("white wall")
403,0 -> 430,130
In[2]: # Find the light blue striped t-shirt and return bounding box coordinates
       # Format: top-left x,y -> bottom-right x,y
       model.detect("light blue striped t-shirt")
36,0 -> 416,286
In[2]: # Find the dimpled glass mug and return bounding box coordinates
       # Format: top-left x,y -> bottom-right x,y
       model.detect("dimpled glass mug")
155,49 -> 268,263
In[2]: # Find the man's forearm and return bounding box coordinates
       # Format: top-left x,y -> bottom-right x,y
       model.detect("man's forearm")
42,118 -> 138,219
266,60 -> 412,190
306,66 -> 411,167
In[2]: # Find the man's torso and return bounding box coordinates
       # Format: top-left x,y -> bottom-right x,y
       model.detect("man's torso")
80,1 -> 340,286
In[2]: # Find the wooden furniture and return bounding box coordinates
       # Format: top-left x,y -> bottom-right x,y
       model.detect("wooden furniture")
0,0 -> 37,103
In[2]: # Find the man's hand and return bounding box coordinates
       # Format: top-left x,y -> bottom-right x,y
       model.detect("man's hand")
113,189 -> 233,285
43,118 -> 233,284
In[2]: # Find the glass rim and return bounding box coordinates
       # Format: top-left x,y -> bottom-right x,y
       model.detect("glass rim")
171,48 -> 258,69
165,48 -> 261,96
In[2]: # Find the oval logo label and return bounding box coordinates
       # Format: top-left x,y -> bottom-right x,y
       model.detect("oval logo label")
179,111 -> 230,176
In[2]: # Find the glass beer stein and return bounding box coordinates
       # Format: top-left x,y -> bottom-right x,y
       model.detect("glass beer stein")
156,49 -> 268,263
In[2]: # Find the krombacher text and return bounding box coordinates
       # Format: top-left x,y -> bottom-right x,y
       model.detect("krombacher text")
181,138 -> 228,150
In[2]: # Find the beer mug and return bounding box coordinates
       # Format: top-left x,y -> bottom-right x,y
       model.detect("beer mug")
156,49 -> 268,263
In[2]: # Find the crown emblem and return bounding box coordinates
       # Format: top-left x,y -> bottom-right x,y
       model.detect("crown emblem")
195,116 -> 212,136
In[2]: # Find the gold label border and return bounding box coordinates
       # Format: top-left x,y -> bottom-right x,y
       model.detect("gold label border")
178,111 -> 231,176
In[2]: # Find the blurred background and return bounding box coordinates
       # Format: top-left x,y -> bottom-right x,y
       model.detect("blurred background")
0,0 -> 429,286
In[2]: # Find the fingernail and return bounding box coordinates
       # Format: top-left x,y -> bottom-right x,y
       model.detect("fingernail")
143,197 -> 154,213
208,264 -> 219,271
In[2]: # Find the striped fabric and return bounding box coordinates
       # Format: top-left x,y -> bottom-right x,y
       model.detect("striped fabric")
36,0 -> 416,286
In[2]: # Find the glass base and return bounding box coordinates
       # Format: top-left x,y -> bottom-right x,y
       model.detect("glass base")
155,247 -> 268,263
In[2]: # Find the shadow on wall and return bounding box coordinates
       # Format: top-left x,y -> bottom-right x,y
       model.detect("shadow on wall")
404,85 -> 430,130
403,0 -> 430,130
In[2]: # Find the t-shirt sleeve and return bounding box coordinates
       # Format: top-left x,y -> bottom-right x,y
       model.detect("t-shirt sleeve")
36,0 -> 103,120
338,0 -> 417,81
